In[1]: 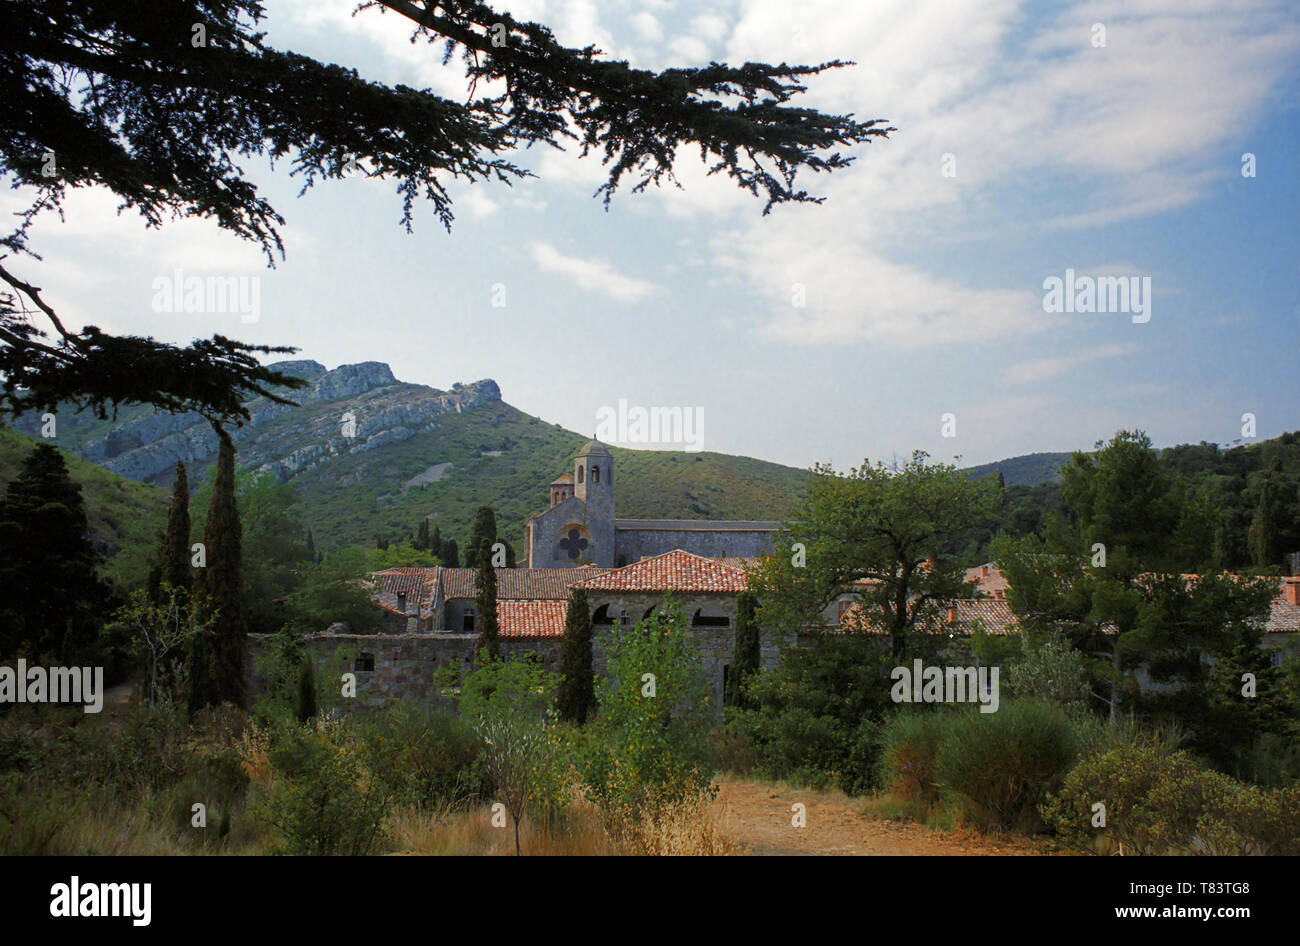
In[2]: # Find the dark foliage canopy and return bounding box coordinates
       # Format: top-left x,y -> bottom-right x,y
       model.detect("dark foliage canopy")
0,442 -> 107,662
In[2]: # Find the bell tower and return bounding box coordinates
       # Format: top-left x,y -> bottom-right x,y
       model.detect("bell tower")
574,438 -> 615,566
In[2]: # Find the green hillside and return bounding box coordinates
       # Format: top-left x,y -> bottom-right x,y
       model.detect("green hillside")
0,428 -> 168,589
962,452 -> 1073,487
284,402 -> 809,556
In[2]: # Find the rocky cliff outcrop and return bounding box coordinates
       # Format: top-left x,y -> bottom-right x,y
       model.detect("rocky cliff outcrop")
22,363 -> 501,486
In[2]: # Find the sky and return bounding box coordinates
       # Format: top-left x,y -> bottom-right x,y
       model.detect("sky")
8,0 -> 1300,470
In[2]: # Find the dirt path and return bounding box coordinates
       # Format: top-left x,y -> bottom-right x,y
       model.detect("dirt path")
713,780 -> 1049,856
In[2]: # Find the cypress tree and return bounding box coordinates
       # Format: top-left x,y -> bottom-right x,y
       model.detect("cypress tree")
158,460 -> 191,601
1248,477 -> 1281,569
430,524 -> 442,559
0,443 -> 104,663
294,655 -> 318,724
188,432 -> 247,713
415,518 -> 430,550
475,539 -> 500,660
725,592 -> 760,709
557,588 -> 596,725
440,538 -> 459,568
466,506 -> 497,569
305,527 -> 315,555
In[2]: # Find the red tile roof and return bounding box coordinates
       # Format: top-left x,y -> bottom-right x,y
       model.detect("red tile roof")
964,563 -> 1010,598
498,599 -> 568,638
838,598 -> 1020,637
571,550 -> 749,593
439,567 -> 607,600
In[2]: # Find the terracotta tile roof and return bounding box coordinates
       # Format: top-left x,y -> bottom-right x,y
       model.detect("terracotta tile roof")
964,563 -> 1010,598
837,598 -> 1018,637
571,549 -> 749,593
368,568 -> 438,617
1268,579 -> 1300,633
498,599 -> 568,638
439,567 -> 608,600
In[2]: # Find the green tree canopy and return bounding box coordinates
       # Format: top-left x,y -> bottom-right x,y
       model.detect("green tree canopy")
750,451 -> 1002,655
0,442 -> 108,662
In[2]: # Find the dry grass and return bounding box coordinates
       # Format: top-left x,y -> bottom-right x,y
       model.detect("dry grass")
385,793 -> 746,856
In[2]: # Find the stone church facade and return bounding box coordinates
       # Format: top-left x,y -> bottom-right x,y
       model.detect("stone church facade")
525,439 -> 780,568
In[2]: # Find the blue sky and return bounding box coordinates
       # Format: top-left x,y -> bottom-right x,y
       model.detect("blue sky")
9,0 -> 1300,469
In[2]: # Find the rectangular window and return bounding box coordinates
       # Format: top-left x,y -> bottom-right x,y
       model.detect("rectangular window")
356,653 -> 375,672
463,607 -> 475,633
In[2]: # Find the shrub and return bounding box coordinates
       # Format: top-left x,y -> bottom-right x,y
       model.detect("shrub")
740,634 -> 899,789
1037,739 -> 1297,855
876,711 -> 947,806
254,722 -> 388,855
839,718 -> 882,797
708,721 -> 756,777
578,598 -> 717,833
1198,783 -> 1300,856
741,705 -> 844,790
351,701 -> 492,812
936,701 -> 1078,832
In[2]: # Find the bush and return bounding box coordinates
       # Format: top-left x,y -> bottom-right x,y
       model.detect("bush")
352,701 -> 492,812
840,719 -> 882,797
739,634 -> 899,792
254,721 -> 388,855
708,722 -> 756,777
1039,739 -> 1299,855
936,701 -> 1078,832
578,599 -> 717,833
876,711 -> 947,806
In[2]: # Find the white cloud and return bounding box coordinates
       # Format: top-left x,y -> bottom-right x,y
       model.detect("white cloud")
530,242 -> 662,302
1006,342 -> 1139,383
632,12 -> 663,42
692,0 -> 1300,348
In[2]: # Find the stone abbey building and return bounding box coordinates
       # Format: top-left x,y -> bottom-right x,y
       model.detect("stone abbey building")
525,439 -> 780,568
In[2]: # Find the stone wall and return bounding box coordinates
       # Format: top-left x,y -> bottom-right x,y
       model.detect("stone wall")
614,525 -> 777,564
527,494 -> 612,567
247,632 -> 562,711
248,608 -> 788,716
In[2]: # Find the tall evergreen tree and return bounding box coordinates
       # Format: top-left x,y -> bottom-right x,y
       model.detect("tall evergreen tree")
305,527 -> 315,555
557,588 -> 596,725
1248,474 -> 1284,569
415,518 -> 430,551
294,655 -> 318,724
158,461 -> 191,600
440,538 -> 459,568
0,443 -> 105,662
465,506 -> 498,569
430,525 -> 442,560
475,540 -> 500,661
724,592 -> 761,709
188,433 -> 247,713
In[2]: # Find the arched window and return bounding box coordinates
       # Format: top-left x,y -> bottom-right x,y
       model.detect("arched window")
577,466 -> 584,484
592,604 -> 613,625
593,465 -> 600,483
692,608 -> 731,627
